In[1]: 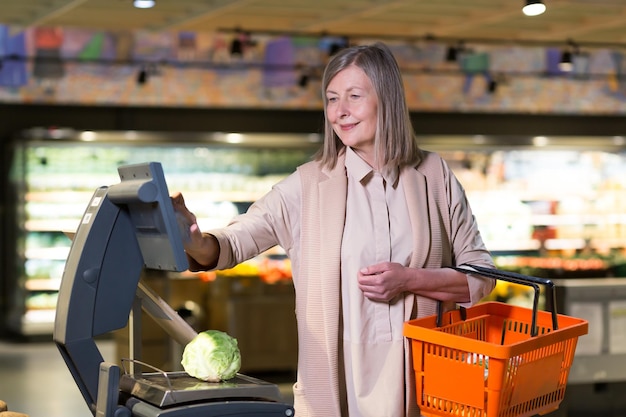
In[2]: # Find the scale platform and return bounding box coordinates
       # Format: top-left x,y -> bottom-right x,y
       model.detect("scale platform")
116,367 -> 294,416
120,371 -> 284,408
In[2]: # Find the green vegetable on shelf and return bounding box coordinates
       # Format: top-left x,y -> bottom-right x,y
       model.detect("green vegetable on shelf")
181,330 -> 241,382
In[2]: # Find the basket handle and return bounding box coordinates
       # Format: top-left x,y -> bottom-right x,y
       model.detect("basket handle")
443,263 -> 558,337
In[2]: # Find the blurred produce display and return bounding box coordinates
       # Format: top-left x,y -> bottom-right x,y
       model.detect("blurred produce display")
214,256 -> 292,284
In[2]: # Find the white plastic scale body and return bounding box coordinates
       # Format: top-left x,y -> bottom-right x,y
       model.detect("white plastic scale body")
53,162 -> 294,417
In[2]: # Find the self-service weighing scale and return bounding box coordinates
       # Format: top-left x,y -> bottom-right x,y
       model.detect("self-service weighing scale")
53,162 -> 294,417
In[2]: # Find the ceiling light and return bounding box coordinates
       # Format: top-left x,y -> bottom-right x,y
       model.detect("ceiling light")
225,133 -> 244,143
533,136 -> 549,147
558,50 -> 573,72
558,40 -> 579,72
612,136 -> 625,146
79,131 -> 97,141
522,0 -> 546,16
445,41 -> 465,62
472,135 -> 487,144
136,67 -> 149,85
134,0 -> 155,9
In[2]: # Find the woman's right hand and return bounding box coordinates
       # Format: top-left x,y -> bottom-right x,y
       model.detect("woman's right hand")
171,192 -> 220,270
170,192 -> 218,269
171,191 -> 200,241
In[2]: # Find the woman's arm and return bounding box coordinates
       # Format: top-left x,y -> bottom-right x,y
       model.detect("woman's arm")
358,262 -> 470,303
171,171 -> 300,272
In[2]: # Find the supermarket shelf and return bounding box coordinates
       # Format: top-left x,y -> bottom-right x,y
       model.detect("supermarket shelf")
487,238 -> 626,252
544,238 -> 588,251
25,278 -> 62,292
20,309 -> 56,336
27,190 -> 264,205
26,191 -> 95,203
171,191 -> 264,203
485,239 -> 541,252
532,213 -> 626,226
25,219 -> 80,232
25,247 -> 70,261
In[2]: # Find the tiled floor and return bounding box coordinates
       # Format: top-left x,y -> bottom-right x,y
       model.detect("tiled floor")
0,337 -> 294,417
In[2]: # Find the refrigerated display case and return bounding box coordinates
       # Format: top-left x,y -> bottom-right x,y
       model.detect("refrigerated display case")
3,128 -> 320,336
3,130 -> 626,338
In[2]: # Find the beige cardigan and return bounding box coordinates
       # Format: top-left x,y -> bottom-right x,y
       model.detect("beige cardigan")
190,149 -> 494,416
293,150 -> 494,416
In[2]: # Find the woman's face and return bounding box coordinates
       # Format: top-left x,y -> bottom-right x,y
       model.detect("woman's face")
326,64 -> 378,164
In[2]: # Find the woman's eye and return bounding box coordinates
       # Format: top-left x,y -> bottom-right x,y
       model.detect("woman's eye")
327,96 -> 338,103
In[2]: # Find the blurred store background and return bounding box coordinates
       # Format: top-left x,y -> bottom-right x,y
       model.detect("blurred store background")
2,1 -> 626,416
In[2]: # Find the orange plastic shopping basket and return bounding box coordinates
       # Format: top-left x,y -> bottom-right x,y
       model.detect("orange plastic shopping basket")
403,264 -> 588,417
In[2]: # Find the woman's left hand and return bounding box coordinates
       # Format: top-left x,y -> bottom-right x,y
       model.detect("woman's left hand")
357,262 -> 408,302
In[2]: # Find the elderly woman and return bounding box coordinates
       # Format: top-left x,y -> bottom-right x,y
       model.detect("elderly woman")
173,42 -> 494,417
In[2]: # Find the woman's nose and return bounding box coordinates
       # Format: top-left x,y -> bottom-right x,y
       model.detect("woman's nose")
336,99 -> 349,117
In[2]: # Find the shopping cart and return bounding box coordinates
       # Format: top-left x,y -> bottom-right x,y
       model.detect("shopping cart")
403,264 -> 589,417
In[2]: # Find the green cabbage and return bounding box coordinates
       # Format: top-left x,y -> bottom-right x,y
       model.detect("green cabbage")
181,330 -> 241,382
